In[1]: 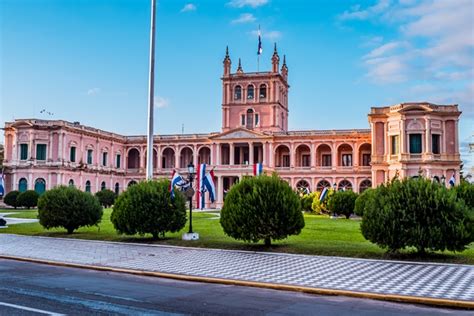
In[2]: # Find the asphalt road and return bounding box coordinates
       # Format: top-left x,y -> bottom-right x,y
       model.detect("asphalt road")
0,259 -> 469,316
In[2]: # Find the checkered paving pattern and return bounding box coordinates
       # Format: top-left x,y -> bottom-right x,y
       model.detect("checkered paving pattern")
0,234 -> 473,302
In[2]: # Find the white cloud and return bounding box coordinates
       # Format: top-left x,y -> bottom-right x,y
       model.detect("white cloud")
86,88 -> 101,96
339,0 -> 473,112
338,0 -> 391,21
180,3 -> 196,13
250,29 -> 281,40
227,0 -> 269,8
231,13 -> 256,24
154,96 -> 170,109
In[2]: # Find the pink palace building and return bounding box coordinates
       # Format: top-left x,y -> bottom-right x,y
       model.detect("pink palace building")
2,47 -> 462,208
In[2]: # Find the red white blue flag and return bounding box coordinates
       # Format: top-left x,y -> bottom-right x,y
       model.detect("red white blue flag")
253,163 -> 263,176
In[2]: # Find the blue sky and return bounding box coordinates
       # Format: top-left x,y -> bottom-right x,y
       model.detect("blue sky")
1,0 -> 473,169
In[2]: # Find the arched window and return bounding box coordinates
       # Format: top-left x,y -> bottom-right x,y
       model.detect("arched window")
246,109 -> 254,129
101,181 -> 106,191
338,180 -> 353,191
18,178 -> 28,192
68,179 -> 74,187
316,180 -> 331,191
247,85 -> 254,99
296,180 -> 310,195
115,182 -> 120,195
234,85 -> 242,100
85,180 -> 91,193
359,180 -> 372,193
34,178 -> 46,195
259,84 -> 267,99
128,180 -> 137,188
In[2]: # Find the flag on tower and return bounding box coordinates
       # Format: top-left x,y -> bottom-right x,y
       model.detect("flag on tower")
257,26 -> 262,55
253,163 -> 263,176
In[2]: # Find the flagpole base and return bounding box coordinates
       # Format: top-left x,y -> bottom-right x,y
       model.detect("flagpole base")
182,232 -> 199,241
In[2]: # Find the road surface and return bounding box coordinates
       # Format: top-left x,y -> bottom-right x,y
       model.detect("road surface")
0,259 -> 469,315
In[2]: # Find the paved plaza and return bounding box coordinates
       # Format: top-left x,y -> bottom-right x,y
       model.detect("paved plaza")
0,234 -> 473,306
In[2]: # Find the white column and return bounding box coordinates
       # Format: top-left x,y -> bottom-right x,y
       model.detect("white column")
229,143 -> 235,165
425,118 -> 431,154
249,142 -> 254,165
310,142 -> 316,168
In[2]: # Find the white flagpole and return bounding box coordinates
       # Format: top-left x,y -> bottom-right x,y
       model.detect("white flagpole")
146,0 -> 157,180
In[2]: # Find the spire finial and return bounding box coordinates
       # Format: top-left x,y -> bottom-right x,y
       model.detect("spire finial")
274,42 -> 277,54
283,54 -> 286,66
225,46 -> 229,57
237,58 -> 243,73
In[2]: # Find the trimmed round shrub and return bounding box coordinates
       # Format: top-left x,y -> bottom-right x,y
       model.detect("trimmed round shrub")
327,190 -> 358,219
4,191 -> 20,209
17,190 -> 39,209
111,180 -> 186,239
0,217 -> 6,226
220,175 -> 304,246
38,186 -> 103,234
300,192 -> 318,213
354,189 -> 374,217
455,181 -> 474,210
311,189 -> 334,214
361,178 -> 474,254
95,189 -> 116,207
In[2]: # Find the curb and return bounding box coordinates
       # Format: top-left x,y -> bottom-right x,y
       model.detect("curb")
1,255 -> 473,310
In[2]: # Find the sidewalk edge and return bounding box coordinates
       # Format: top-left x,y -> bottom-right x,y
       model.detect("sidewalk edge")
1,255 -> 472,310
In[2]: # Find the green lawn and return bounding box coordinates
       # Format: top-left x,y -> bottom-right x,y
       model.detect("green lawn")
1,208 -> 473,264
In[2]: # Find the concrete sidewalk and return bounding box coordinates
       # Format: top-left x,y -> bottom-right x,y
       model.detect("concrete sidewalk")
0,234 -> 472,308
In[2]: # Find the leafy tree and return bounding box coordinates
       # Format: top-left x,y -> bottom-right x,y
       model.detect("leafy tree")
17,190 -> 39,209
220,175 -> 304,246
300,192 -> 318,213
38,186 -> 103,234
327,190 -> 358,219
354,189 -> 375,217
111,180 -> 186,239
4,191 -> 20,209
95,189 -> 116,207
361,178 -> 473,254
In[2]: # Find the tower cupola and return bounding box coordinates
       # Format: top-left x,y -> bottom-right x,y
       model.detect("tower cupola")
281,54 -> 288,80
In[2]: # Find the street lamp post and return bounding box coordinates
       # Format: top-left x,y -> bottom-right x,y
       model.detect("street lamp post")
182,163 -> 199,240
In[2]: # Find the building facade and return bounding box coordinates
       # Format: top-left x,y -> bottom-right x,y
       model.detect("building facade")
2,48 -> 462,207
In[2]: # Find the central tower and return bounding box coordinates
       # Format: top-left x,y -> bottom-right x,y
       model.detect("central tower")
221,45 -> 289,133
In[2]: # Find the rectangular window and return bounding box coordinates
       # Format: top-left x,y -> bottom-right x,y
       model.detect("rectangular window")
342,154 -> 352,167
282,155 -> 290,167
322,154 -> 332,167
20,144 -> 28,160
409,134 -> 422,154
432,134 -> 440,154
36,144 -> 47,160
255,114 -> 259,126
102,152 -> 108,166
362,154 -> 371,166
391,135 -> 399,155
241,115 -> 245,126
116,154 -> 121,168
87,149 -> 93,164
302,155 -> 310,167
70,146 -> 76,162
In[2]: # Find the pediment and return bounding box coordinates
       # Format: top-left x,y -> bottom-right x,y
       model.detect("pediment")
11,121 -> 34,128
210,128 -> 269,140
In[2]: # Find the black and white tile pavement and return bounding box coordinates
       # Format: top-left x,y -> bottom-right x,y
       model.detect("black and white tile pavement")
0,234 -> 472,302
